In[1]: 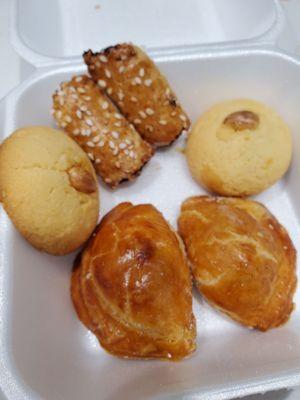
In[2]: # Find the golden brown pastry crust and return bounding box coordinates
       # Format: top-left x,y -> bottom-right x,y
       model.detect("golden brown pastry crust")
71,202 -> 196,359
52,75 -> 153,188
178,196 -> 297,331
84,43 -> 190,147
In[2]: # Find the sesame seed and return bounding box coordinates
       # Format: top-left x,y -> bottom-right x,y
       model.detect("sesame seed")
69,87 -> 76,93
73,129 -> 80,135
98,140 -> 105,147
75,76 -> 83,82
134,77 -> 142,85
114,121 -> 122,127
165,88 -> 171,96
86,119 -> 93,126
134,118 -> 142,124
99,55 -> 108,63
77,87 -> 86,93
95,158 -> 101,164
102,101 -> 109,110
93,135 -> 100,143
171,111 -> 176,116
98,79 -> 107,88
119,66 -> 125,73
179,114 -> 187,121
81,128 -> 91,136
111,131 -> 119,139
105,178 -> 112,183
130,96 -> 138,103
144,79 -> 152,87
129,150 -> 135,158
119,142 -> 127,149
139,68 -> 145,77
139,111 -> 147,119
105,69 -> 111,78
59,98 -> 64,106
146,125 -> 154,132
115,113 -> 122,119
87,152 -> 94,161
125,139 -> 131,145
146,107 -> 154,115
65,115 -> 72,123
109,141 -> 115,149
86,110 -> 92,116
61,122 -> 67,128
86,272 -> 92,279
112,149 -> 119,156
83,96 -> 91,101
118,91 -> 124,101
102,128 -> 109,134
159,119 -> 167,125
76,110 -> 82,119
56,110 -> 62,119
124,149 -> 129,155
107,87 -> 113,95
87,141 -> 95,148
71,94 -> 79,100
115,161 -> 121,168
80,105 -> 88,112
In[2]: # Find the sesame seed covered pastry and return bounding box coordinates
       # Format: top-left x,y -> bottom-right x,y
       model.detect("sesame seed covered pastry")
52,75 -> 153,188
83,43 -> 190,147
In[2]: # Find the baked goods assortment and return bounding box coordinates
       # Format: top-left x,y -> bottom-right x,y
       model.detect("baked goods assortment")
186,99 -> 292,196
0,126 -> 99,255
0,42 -> 297,361
71,202 -> 196,360
178,196 -> 296,331
53,75 -> 153,187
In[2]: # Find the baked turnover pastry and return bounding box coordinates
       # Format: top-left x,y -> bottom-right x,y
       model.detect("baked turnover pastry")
0,126 -> 99,255
52,75 -> 153,188
178,196 -> 297,331
186,99 -> 292,196
71,202 -> 196,359
84,43 -> 190,147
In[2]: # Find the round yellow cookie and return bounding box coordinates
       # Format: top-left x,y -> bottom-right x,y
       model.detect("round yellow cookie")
186,99 -> 292,196
0,126 -> 99,255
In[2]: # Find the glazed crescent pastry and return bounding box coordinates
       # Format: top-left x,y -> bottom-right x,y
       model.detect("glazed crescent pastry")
178,196 -> 297,331
71,202 -> 196,360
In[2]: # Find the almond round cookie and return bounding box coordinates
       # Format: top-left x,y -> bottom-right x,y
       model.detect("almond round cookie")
186,99 -> 292,196
0,126 -> 99,255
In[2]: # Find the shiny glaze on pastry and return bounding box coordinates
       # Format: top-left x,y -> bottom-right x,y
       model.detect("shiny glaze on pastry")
71,202 -> 196,359
178,196 -> 297,331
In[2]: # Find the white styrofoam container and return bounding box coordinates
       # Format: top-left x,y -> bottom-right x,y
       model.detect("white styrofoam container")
1,1 -> 300,399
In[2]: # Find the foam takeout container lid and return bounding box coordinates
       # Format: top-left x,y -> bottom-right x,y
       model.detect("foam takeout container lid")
2,1 -> 300,400
11,0 -> 285,66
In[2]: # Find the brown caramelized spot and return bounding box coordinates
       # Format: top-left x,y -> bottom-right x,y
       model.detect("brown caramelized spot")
68,166 -> 97,194
223,110 -> 259,131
